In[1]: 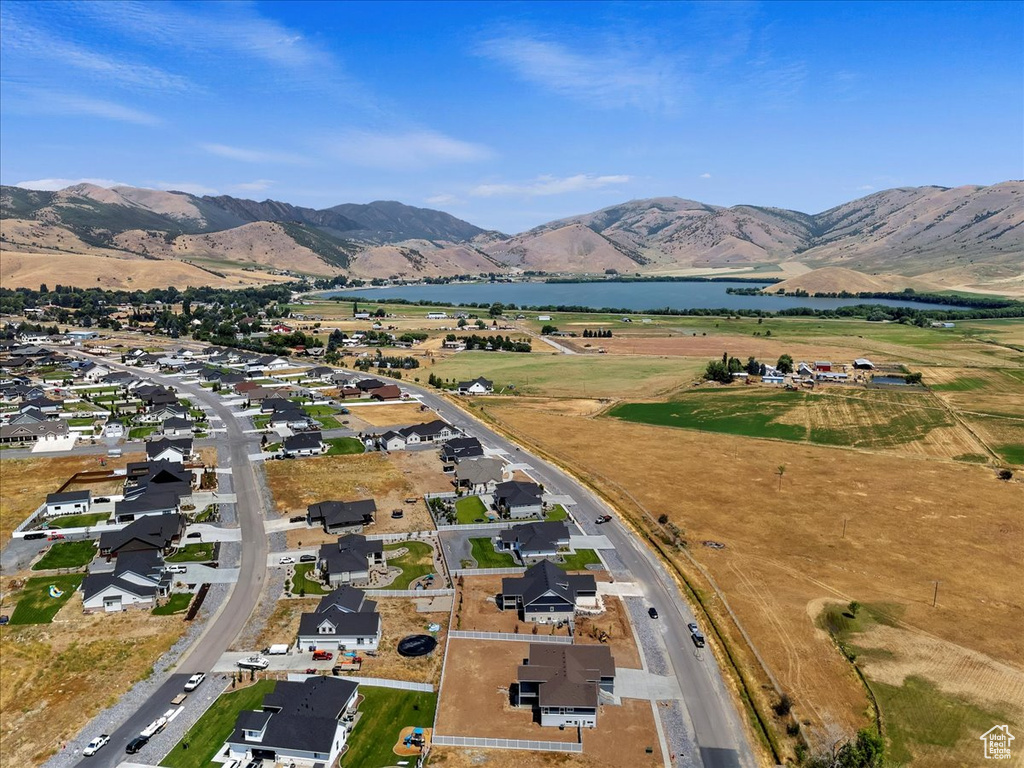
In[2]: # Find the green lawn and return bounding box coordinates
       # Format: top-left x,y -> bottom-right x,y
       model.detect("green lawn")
67,417 -> 97,427
324,437 -> 365,455
558,549 -> 601,571
252,415 -> 271,429
45,512 -> 110,529
32,540 -> 97,570
167,543 -> 216,563
382,541 -> 436,589
317,415 -> 343,429
8,575 -> 83,624
994,444 -> 1024,466
192,505 -> 216,523
290,562 -> 328,595
545,504 -> 568,522
152,593 -> 193,615
469,538 -> 518,568
129,426 -> 157,439
454,495 -> 489,524
303,404 -> 338,417
341,688 -> 437,768
163,680 -> 276,768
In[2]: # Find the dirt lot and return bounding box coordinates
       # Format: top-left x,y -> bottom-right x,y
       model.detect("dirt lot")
436,639 -> 577,743
363,597 -> 449,684
575,597 -> 642,670
484,400 -> 1024,755
250,596 -> 321,651
0,592 -> 186,765
267,452 -> 438,535
454,575 -> 571,638
348,403 -> 430,427
0,453 -> 144,538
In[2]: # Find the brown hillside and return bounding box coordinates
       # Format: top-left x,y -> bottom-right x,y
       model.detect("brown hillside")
770,267 -> 938,295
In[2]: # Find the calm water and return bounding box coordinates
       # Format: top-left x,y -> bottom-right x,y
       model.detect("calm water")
323,281 -> 971,312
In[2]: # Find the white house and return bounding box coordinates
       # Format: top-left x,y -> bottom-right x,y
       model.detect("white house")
45,489 -> 92,517
297,586 -> 382,651
80,362 -> 111,383
377,431 -> 407,452
457,376 -> 494,395
426,312 -> 448,319
81,551 -> 171,613
145,438 -> 192,464
103,419 -> 126,439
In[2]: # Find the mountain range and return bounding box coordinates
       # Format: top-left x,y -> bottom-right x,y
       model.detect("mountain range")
1,181 -> 1021,293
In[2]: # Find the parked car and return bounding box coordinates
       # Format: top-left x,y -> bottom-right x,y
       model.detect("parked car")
185,532 -> 202,539
289,515 -> 306,523
648,607 -> 659,619
0,615 -> 9,625
595,515 -> 612,524
184,673 -> 206,691
125,735 -> 149,754
94,497 -> 111,503
48,533 -> 65,541
691,631 -> 706,648
23,532 -> 46,541
82,734 -> 110,756
299,554 -> 317,562
279,556 -> 295,565
687,622 -> 699,635
166,565 -> 188,574
312,650 -> 333,661
339,407 -> 350,415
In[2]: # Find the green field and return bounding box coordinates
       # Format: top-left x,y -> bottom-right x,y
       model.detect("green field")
9,575 -> 83,624
152,593 -> 193,615
324,437 -> 365,455
163,680 -> 276,768
609,388 -> 955,449
45,512 -> 109,529
32,540 -> 96,570
469,537 -> 518,568
382,541 -> 436,589
290,563 -> 328,595
341,688 -> 437,767
994,444 -> 1024,466
454,495 -> 488,524
167,543 -> 216,563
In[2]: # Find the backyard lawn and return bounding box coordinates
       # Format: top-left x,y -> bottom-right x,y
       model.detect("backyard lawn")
341,688 -> 437,768
166,543 -> 216,563
317,415 -> 343,429
290,563 -> 328,595
162,680 -> 276,768
152,593 -> 193,615
545,504 -> 568,522
8,575 -> 83,624
46,512 -> 109,529
454,495 -> 488,524
383,541 -> 436,589
324,437 -> 365,456
469,538 -> 518,568
32,540 -> 97,570
128,426 -> 157,439
557,549 -> 602,571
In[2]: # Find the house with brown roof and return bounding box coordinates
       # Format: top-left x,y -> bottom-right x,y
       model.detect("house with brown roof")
516,644 -> 615,728
370,384 -> 402,401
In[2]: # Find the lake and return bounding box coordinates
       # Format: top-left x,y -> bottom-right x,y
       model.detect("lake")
322,281 -> 971,312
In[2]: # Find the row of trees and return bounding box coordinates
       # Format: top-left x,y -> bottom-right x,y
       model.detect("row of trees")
704,352 -> 794,383
581,328 -> 614,338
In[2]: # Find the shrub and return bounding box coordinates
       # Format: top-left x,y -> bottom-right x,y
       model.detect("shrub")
657,513 -> 669,524
773,693 -> 793,716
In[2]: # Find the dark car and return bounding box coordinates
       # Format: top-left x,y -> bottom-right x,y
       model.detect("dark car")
0,615 -> 9,625
185,532 -> 202,539
24,532 -> 46,541
691,631 -> 706,648
300,554 -> 317,562
648,607 -> 659,619
289,515 -> 307,523
94,497 -> 111,503
125,735 -> 149,754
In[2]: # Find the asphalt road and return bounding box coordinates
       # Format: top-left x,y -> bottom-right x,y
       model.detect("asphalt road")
408,384 -> 755,768
61,354 -> 270,768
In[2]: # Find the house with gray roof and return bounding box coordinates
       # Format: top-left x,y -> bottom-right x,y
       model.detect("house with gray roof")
497,521 -> 570,561
45,489 -> 92,518
283,431 -> 325,457
0,420 -> 69,445
494,480 -> 544,519
317,534 -> 384,586
307,499 -> 376,534
296,586 -> 381,651
516,643 -> 615,728
455,457 -> 505,493
225,676 -> 359,766
99,512 -> 186,558
82,550 -> 172,613
499,559 -> 597,622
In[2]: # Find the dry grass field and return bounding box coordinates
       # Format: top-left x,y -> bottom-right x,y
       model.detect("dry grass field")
0,453 -> 143,538
575,596 -> 643,670
0,591 -> 186,765
481,400 -> 1024,760
347,403 -> 429,427
265,452 -> 415,515
363,597 -> 448,684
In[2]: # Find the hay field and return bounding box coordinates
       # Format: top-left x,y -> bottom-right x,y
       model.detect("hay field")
0,453 -> 143,538
482,400 -> 1024,756
0,592 -> 186,765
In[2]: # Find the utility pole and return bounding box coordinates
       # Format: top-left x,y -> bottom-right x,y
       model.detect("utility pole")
842,518 -> 848,538
931,580 -> 941,608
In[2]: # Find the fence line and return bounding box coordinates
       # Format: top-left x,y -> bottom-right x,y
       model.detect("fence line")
449,630 -> 573,644
435,522 -> 517,532
363,588 -> 455,598
287,673 -> 434,692
365,531 -> 435,542
452,567 -> 525,577
431,735 -> 582,752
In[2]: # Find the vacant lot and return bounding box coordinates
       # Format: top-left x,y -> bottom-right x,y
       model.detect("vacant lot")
485,400 -> 1024,756
608,387 -> 987,457
0,453 -> 142,538
348,402 -> 428,427
454,575 -> 575,636
364,597 -> 449,684
0,591 -> 188,765
342,687 -> 437,768
250,596 -> 321,651
575,596 -> 642,670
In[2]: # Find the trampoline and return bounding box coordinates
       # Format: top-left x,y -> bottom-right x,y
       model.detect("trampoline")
397,634 -> 438,657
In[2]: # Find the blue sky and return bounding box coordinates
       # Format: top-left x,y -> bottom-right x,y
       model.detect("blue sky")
1,0 -> 1021,233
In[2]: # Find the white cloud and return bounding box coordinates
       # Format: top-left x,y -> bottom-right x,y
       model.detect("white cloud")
231,180 -> 276,193
13,177 -> 128,191
425,194 -> 459,206
5,88 -> 161,125
154,181 -> 219,195
700,173 -> 712,179
474,34 -> 683,111
201,143 -> 308,165
327,130 -> 493,170
471,174 -> 631,198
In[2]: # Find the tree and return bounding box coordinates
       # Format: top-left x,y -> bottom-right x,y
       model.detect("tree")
657,513 -> 669,524
998,468 -> 1013,481
848,601 -> 861,617
488,302 -> 504,318
704,360 -> 732,384
745,356 -> 760,376
776,354 -> 794,374
776,464 -> 786,491
541,325 -> 558,335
